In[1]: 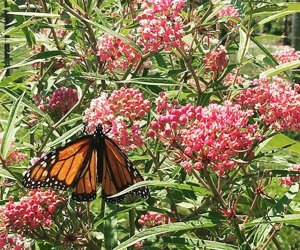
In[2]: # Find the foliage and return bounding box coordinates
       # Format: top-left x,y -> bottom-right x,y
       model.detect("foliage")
1,0 -> 300,249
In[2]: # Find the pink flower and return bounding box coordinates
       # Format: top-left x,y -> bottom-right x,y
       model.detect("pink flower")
235,77 -> 300,132
0,138 -> 26,166
35,87 -> 78,119
221,204 -> 236,219
281,164 -> 300,186
136,0 -> 186,52
216,5 -> 240,26
135,241 -> 144,249
204,46 -> 228,77
272,48 -> 300,64
202,36 -> 219,48
0,235 -> 28,250
138,211 -> 172,228
0,190 -> 65,234
150,94 -> 260,175
84,88 -> 150,150
97,35 -> 141,71
223,72 -> 246,86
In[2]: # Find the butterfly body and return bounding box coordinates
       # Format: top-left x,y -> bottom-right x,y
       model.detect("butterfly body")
23,125 -> 150,203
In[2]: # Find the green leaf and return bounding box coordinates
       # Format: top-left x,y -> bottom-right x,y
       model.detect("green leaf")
0,167 -> 15,180
129,155 -> 152,161
94,202 -> 143,228
68,0 -> 85,14
246,4 -> 286,15
246,214 -> 300,228
0,93 -> 24,160
2,19 -> 40,36
253,11 -> 300,30
247,2 -> 300,15
237,27 -> 249,64
0,71 -> 35,86
117,77 -> 180,86
45,124 -> 84,150
255,133 -> 300,155
7,0 -> 35,47
154,54 -> 168,68
108,180 -> 211,198
8,11 -> 60,18
250,182 -> 299,247
0,38 -> 47,45
160,237 -> 238,250
0,87 -> 46,117
9,50 -> 68,69
60,2 -> 141,53
114,219 -> 218,250
260,60 -> 300,77
104,204 -> 119,249
240,169 -> 300,184
250,36 -> 279,68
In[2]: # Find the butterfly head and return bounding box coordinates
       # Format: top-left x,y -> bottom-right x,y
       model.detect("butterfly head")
95,124 -> 108,138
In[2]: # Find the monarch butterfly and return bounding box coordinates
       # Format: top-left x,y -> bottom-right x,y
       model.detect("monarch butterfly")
23,125 -> 150,203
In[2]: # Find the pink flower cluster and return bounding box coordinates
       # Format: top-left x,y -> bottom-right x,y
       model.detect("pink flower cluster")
221,204 -> 236,219
204,46 -> 228,77
0,235 -> 28,250
135,241 -> 144,249
235,77 -> 300,132
272,48 -> 300,64
84,88 -> 150,150
0,190 -> 65,233
216,5 -> 240,25
35,87 -> 78,119
149,93 -> 260,174
281,164 -> 300,186
135,211 -> 172,249
138,211 -> 172,228
97,35 -> 141,71
136,0 -> 185,52
223,72 -> 246,86
0,139 -> 26,166
202,36 -> 219,48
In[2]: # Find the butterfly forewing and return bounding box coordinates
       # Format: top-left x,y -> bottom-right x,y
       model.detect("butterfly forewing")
101,137 -> 150,203
23,136 -> 93,190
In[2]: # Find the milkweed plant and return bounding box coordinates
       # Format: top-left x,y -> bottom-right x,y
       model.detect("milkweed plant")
1,0 -> 300,249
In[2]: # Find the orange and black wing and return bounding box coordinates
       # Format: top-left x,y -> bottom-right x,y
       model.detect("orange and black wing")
71,149 -> 97,202
23,135 -> 94,191
100,137 -> 150,203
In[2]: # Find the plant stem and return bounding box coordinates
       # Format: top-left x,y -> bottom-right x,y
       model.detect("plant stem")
98,200 -> 106,249
191,169 -> 210,190
261,224 -> 282,250
272,236 -> 283,250
177,48 -> 203,95
182,197 -> 209,221
202,168 -> 249,248
202,168 -> 226,208
242,194 -> 258,226
39,0 -> 61,49
128,209 -> 135,250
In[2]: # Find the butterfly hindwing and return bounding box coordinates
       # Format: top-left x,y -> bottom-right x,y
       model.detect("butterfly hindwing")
71,149 -> 97,202
101,137 -> 150,203
23,136 -> 93,190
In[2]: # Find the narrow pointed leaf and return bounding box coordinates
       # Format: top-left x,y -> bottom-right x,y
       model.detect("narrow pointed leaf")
114,219 -> 218,250
108,180 -> 211,198
0,93 -> 24,160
